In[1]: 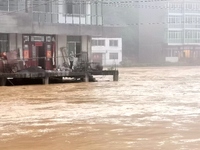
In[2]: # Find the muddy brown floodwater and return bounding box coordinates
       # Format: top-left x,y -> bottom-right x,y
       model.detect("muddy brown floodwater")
1,67 -> 200,150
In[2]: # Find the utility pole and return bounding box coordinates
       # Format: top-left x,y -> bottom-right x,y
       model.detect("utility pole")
25,0 -> 28,12
183,0 -> 185,58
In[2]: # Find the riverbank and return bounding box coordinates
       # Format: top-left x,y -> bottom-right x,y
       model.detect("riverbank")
117,62 -> 200,68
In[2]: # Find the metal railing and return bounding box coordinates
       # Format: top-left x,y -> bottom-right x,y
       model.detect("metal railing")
0,53 -> 105,73
0,0 -> 103,26
32,12 -> 103,25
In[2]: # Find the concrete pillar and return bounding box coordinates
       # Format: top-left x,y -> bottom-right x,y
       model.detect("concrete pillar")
82,36 -> 91,62
57,35 -> 67,67
0,78 -> 6,86
26,0 -> 32,13
86,2 -> 91,25
9,33 -> 16,51
43,77 -> 49,85
87,36 -> 92,61
113,71 -> 119,81
17,34 -> 23,59
85,73 -> 89,82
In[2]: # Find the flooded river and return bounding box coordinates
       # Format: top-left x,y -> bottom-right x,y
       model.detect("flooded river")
1,67 -> 200,150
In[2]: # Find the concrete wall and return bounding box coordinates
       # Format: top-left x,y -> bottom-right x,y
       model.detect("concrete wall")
92,38 -> 122,66
9,34 -> 16,51
104,51 -> 122,66
92,38 -> 122,51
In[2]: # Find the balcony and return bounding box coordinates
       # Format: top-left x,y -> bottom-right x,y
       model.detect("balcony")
32,12 -> 103,26
0,0 -> 103,36
184,24 -> 200,29
184,39 -> 200,44
167,39 -> 182,44
168,24 -> 183,29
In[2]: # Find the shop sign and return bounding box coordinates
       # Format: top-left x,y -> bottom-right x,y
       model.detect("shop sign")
35,42 -> 43,46
31,36 -> 45,42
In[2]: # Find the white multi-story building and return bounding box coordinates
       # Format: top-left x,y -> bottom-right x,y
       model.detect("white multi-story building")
165,0 -> 200,62
91,38 -> 122,66
137,0 -> 200,64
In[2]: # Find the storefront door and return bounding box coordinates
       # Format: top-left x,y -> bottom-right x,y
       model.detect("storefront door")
23,35 -> 55,70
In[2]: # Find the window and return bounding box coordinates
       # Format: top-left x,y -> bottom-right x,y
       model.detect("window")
109,53 -> 118,60
185,16 -> 193,24
184,30 -> 200,43
168,31 -> 182,43
185,31 -> 191,39
66,2 -> 73,14
8,0 -> 17,11
185,3 -> 200,13
92,40 -> 105,46
0,0 -> 26,11
168,15 -> 182,27
168,2 -> 182,13
0,34 -> 8,53
65,1 -> 86,15
0,0 -> 8,11
186,3 -> 193,10
168,31 -> 182,39
109,40 -> 118,47
45,0 -> 52,12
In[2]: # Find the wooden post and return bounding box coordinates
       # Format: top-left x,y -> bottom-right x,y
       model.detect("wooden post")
113,71 -> 119,81
0,78 -> 6,86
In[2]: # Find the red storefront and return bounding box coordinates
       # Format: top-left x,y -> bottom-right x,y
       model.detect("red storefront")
23,35 -> 56,70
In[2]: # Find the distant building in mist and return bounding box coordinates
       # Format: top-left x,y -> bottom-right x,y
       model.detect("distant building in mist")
138,1 -> 166,64
165,0 -> 200,63
91,38 -> 122,66
138,0 -> 200,64
102,1 -> 138,65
